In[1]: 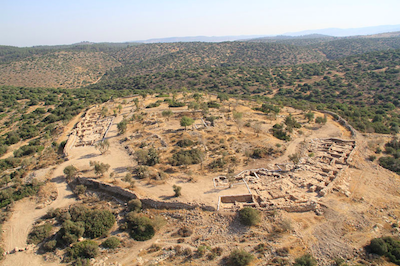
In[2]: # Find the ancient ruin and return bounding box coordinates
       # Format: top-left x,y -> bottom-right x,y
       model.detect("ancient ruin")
64,107 -> 114,154
216,138 -> 356,212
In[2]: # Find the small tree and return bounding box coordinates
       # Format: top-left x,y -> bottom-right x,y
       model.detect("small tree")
233,111 -> 244,132
173,185 -> 182,197
117,119 -> 128,135
239,207 -> 260,226
162,110 -> 173,121
94,139 -> 110,155
64,165 -> 78,181
90,161 -> 110,176
180,116 -> 194,131
135,165 -> 149,179
305,112 -> 315,123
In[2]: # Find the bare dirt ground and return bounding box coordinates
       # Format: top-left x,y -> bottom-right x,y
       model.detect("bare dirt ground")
2,95 -> 400,266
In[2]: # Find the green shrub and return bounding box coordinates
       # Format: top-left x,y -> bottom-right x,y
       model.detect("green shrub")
196,245 -> 207,257
125,212 -> 155,241
208,158 -> 226,169
101,237 -> 120,249
169,149 -> 203,166
27,223 -> 53,244
68,240 -> 98,259
146,100 -> 162,108
315,116 -> 327,124
63,165 -> 78,180
176,139 -> 194,147
367,236 -> 400,265
239,208 -> 260,226
128,199 -> 142,212
272,129 -> 290,141
73,185 -> 87,196
63,206 -> 115,240
43,240 -> 57,252
84,209 -> 116,238
207,101 -> 220,108
293,254 -> 317,266
173,185 -> 182,197
227,249 -> 254,266
135,147 -> 159,166
135,165 -> 149,179
369,238 -> 388,255
169,101 -> 185,107
59,220 -> 85,245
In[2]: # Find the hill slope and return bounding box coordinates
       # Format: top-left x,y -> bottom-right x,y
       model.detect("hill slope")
0,51 -> 120,88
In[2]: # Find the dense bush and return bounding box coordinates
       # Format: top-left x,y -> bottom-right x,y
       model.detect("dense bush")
0,183 -> 41,208
61,205 -> 115,240
101,237 -> 120,249
135,165 -> 149,179
128,199 -> 142,212
27,223 -> 53,244
379,138 -> 400,174
43,240 -> 57,252
84,209 -> 116,238
367,236 -> 400,265
68,240 -> 99,259
59,220 -> 85,245
239,207 -> 260,226
379,156 -> 400,174
272,128 -> 290,141
135,147 -> 159,166
208,158 -> 226,169
284,115 -> 301,129
125,212 -> 155,241
227,249 -> 254,266
169,149 -> 203,166
176,138 -> 194,147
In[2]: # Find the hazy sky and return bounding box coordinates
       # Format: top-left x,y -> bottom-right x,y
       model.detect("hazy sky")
1,0 -> 400,47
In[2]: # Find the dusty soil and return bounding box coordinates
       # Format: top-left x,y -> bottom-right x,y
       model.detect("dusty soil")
1,95 -> 400,266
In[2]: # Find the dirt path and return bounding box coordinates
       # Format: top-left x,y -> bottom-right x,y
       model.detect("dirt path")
2,160 -> 78,265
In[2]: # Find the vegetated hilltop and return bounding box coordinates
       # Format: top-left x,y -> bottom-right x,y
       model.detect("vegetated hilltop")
246,34 -> 338,46
0,51 -> 121,88
89,48 -> 400,134
1,35 -> 400,89
102,42 -> 325,78
311,37 -> 400,59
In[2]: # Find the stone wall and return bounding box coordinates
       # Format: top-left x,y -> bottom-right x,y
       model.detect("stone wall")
320,110 -> 357,137
76,177 -> 215,211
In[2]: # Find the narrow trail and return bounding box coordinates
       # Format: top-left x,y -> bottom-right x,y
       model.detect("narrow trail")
2,158 -> 78,266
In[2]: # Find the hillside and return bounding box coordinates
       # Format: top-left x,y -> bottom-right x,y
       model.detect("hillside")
0,51 -> 121,88
1,36 -> 400,89
103,42 -> 326,78
88,48 -> 400,134
310,37 -> 400,59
